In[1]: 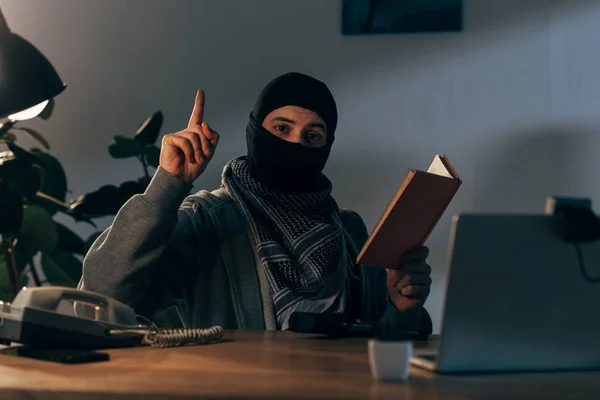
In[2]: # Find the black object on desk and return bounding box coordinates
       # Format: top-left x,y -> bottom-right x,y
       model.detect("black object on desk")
0,346 -> 109,364
289,311 -> 429,340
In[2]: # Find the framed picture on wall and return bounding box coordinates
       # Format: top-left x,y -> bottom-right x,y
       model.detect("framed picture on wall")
342,0 -> 463,35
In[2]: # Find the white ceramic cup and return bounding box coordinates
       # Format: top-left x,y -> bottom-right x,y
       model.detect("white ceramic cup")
368,339 -> 413,382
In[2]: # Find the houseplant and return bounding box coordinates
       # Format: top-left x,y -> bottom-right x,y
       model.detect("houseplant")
0,108 -> 181,327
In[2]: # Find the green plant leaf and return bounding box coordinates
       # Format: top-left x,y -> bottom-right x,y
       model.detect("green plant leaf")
13,248 -> 38,287
0,133 -> 16,144
38,98 -> 55,120
119,180 -> 146,201
108,136 -> 145,159
55,222 -> 85,255
69,181 -> 145,218
13,239 -> 35,272
138,176 -> 151,187
0,157 -> 42,198
40,251 -> 78,287
12,127 -> 50,150
15,251 -> 44,289
68,182 -> 144,220
0,243 -> 30,299
30,192 -> 97,228
145,145 -> 160,168
0,122 -> 15,139
0,185 -> 24,235
65,212 -> 97,228
41,248 -> 82,285
19,204 -> 58,253
84,231 -> 102,253
69,185 -> 125,218
0,256 -> 14,301
6,142 -> 42,165
135,111 -> 163,145
30,148 -> 68,205
0,242 -> 30,290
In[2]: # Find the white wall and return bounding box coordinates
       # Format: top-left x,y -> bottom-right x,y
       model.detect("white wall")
2,0 -> 600,332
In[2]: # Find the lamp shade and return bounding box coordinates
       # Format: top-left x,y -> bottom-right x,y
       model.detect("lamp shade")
0,32 -> 66,119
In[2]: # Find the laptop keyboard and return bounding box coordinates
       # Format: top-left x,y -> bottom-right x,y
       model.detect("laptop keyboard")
419,354 -> 437,361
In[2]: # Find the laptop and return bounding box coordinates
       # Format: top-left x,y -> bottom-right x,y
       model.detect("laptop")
411,213 -> 600,374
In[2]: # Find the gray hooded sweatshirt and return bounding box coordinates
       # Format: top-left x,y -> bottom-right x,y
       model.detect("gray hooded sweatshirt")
78,167 -> 432,334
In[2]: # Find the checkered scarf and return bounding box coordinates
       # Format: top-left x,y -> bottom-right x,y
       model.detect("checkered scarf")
222,156 -> 348,330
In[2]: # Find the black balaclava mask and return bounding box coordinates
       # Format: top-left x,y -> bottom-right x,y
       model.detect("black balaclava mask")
246,72 -> 338,193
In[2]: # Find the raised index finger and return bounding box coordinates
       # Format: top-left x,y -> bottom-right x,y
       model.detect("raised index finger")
188,89 -> 205,128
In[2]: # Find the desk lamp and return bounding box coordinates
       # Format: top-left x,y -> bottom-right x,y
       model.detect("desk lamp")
0,7 -> 66,123
0,6 -> 65,296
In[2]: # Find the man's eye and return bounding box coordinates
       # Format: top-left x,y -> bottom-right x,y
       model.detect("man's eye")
274,125 -> 287,132
307,132 -> 322,141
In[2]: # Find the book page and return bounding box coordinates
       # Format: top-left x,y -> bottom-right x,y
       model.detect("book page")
427,155 -> 453,178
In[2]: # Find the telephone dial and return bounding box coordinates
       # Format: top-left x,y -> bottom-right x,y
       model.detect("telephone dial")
0,286 -> 223,349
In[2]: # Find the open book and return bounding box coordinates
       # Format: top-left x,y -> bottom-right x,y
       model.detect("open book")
356,155 -> 462,269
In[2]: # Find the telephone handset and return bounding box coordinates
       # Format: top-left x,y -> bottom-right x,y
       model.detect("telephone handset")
0,286 -> 223,349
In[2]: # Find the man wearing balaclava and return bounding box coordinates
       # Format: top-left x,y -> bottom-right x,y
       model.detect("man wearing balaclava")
79,72 -> 433,335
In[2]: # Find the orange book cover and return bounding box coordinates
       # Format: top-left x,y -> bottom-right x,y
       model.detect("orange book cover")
356,155 -> 462,269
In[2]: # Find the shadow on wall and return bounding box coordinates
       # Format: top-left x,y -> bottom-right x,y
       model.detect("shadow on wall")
328,126 -> 591,225
330,126 -> 594,333
422,126 -> 591,281
138,0 -> 585,127
428,126 -> 594,332
325,126 -> 590,269
472,126 -> 590,213
2,0 -> 591,204
326,147 -> 423,220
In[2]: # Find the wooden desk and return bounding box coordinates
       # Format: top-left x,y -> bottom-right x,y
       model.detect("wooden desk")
0,331 -> 597,399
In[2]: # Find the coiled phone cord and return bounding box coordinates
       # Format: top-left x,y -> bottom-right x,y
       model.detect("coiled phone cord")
144,325 -> 224,348
108,315 -> 224,348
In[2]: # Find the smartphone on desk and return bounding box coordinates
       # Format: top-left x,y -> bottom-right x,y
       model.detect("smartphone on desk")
0,346 -> 109,364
